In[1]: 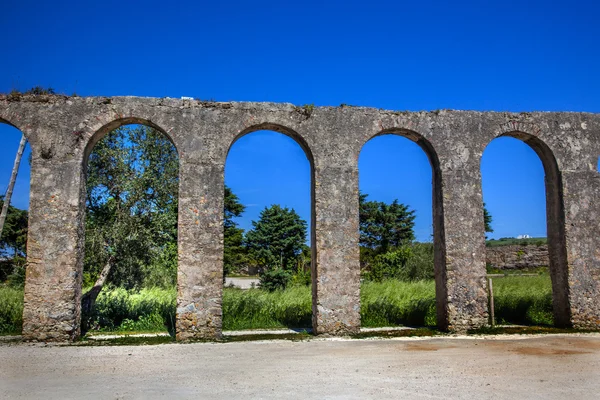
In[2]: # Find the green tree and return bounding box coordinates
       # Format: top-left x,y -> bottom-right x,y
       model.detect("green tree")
84,125 -> 179,294
483,203 -> 493,233
223,185 -> 246,276
245,205 -> 307,290
0,196 -> 27,258
0,197 -> 27,284
359,192 -> 416,254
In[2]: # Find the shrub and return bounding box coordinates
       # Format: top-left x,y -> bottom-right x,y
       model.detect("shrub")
82,286 -> 176,333
363,243 -> 435,282
259,268 -> 292,292
0,285 -> 23,334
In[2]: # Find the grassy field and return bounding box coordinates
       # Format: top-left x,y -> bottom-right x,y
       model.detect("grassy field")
486,237 -> 547,247
491,274 -> 553,325
0,275 -> 554,335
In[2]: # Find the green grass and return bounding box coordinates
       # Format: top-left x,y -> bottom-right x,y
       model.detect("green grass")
361,280 -> 436,327
83,286 -> 176,334
223,285 -> 311,330
491,275 -> 553,325
0,275 -> 555,335
0,285 -> 23,335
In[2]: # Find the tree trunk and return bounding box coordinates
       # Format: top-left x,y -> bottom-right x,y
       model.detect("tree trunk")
81,255 -> 114,319
0,133 -> 27,239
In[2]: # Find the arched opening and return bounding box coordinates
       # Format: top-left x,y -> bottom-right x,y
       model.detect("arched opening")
223,126 -> 313,333
0,121 -> 31,335
81,122 -> 179,336
358,131 -> 444,330
482,133 -> 569,327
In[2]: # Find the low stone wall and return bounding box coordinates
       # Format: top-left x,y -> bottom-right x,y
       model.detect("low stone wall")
486,245 -> 549,270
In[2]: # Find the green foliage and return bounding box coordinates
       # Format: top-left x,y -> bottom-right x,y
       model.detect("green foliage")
85,125 -> 179,289
359,192 -> 416,254
24,86 -> 55,95
259,268 -> 292,291
365,246 -> 413,282
0,197 -> 28,259
483,202 -> 493,233
404,242 -> 435,279
0,275 -> 555,334
492,275 -> 553,325
0,197 -> 28,286
0,285 -> 23,334
361,280 -> 437,327
362,243 -> 435,282
82,286 -> 176,333
223,286 -> 312,330
245,205 -> 308,289
223,186 -> 247,276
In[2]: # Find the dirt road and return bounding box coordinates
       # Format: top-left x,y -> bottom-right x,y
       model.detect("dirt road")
2,334 -> 600,399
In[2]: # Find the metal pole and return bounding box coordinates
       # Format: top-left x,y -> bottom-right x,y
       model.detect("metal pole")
488,277 -> 495,328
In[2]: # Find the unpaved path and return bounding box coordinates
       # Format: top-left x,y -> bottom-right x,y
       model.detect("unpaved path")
2,334 -> 600,399
224,276 -> 259,289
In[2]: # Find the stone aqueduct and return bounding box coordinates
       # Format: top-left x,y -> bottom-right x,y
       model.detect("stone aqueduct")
1,94 -> 599,341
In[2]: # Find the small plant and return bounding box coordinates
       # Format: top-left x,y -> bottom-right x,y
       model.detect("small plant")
24,86 -> 55,95
295,103 -> 315,118
259,267 -> 292,292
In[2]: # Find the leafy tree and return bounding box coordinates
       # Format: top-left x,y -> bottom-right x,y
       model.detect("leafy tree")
245,205 -> 307,290
359,192 -> 416,254
0,134 -> 27,243
84,125 -> 179,293
0,196 -> 27,258
483,203 -> 493,233
223,186 -> 246,276
0,197 -> 27,284
366,246 -> 413,282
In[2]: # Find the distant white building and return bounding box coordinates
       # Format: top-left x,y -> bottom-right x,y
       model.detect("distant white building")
516,234 -> 531,239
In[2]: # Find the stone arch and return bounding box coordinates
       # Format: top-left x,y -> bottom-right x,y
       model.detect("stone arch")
484,129 -> 570,326
83,117 -> 178,164
358,128 -> 448,329
79,117 -> 181,332
0,116 -> 34,147
228,122 -> 314,166
0,116 -> 21,131
225,122 -> 317,329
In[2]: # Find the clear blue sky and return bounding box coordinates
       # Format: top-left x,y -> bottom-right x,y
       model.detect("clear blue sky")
2,0 -> 599,242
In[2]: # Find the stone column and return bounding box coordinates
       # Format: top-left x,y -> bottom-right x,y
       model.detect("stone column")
435,161 -> 489,332
312,163 -> 361,335
561,170 -> 600,328
23,156 -> 85,341
176,156 -> 225,340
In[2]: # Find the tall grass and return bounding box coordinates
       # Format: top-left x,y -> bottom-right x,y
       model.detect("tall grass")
84,286 -> 176,333
0,285 -> 23,334
492,275 -> 553,325
223,286 -> 312,330
361,280 -> 436,327
0,276 -> 554,335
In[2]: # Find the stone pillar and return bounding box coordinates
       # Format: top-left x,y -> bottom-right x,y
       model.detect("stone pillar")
23,156 -> 85,341
562,170 -> 600,328
312,163 -> 361,335
176,157 -> 224,340
435,162 -> 489,332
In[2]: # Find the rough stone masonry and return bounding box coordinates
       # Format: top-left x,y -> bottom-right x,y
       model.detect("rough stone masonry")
1,94 -> 599,341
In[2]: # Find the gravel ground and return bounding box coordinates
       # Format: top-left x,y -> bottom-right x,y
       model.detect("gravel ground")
2,334 -> 600,399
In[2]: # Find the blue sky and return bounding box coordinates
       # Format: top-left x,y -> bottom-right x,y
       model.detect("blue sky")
1,0 -> 599,241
